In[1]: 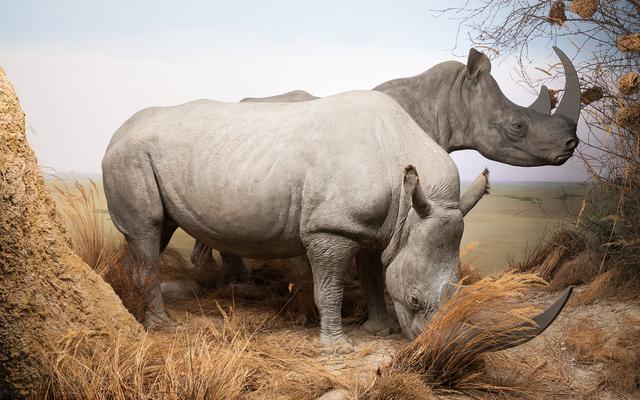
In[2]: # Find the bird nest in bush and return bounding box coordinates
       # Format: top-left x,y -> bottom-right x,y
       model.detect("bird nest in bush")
548,0 -> 567,25
570,0 -> 598,19
618,72 -> 640,96
616,102 -> 640,132
618,34 -> 640,52
581,86 -> 603,106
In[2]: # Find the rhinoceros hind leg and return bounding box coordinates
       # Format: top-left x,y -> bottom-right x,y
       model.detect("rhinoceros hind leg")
221,253 -> 250,283
356,249 -> 399,336
305,233 -> 359,353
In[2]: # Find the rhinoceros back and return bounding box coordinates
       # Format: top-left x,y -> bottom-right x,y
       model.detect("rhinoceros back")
102,90 -> 458,259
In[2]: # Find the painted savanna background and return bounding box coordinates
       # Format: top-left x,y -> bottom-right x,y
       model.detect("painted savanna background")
1,1 -> 639,399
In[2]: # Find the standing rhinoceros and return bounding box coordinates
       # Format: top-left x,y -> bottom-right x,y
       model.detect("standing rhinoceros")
103,90 -> 494,349
190,46 -> 582,333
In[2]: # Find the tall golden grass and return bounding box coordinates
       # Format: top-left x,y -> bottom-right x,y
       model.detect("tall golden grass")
43,317 -> 345,400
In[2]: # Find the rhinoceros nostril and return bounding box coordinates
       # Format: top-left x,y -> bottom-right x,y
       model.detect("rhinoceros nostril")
565,138 -> 578,149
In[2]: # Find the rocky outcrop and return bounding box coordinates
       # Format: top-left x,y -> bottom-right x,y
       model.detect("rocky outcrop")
0,68 -> 142,398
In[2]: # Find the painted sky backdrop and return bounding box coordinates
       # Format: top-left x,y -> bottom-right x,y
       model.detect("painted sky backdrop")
1,0 -> 588,181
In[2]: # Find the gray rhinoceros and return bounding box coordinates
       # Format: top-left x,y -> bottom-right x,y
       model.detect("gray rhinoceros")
103,90 -> 493,349
191,46 -> 582,331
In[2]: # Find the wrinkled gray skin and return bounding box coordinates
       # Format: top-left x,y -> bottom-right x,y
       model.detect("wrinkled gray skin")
194,47 -> 581,334
102,91 -> 489,350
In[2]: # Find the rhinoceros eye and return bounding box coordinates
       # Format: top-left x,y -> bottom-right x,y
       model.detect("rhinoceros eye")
409,294 -> 421,310
509,120 -> 528,135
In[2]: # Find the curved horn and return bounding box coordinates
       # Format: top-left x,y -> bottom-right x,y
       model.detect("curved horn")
485,286 -> 573,352
553,46 -> 581,124
529,85 -> 552,114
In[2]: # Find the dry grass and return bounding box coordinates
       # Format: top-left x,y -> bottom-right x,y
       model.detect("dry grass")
52,179 -> 120,271
512,230 -> 590,289
615,101 -> 640,131
565,317 -> 640,393
43,316 -> 344,400
576,262 -> 640,304
366,273 -> 547,397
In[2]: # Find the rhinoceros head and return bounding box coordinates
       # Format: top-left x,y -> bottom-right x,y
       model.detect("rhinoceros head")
460,47 -> 580,166
384,166 -> 485,338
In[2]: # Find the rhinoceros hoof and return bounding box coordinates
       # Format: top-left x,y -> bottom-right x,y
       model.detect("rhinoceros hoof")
143,313 -> 178,333
319,334 -> 355,354
362,316 -> 399,336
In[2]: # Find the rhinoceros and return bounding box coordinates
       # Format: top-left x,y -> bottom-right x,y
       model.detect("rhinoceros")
190,46 -> 582,331
103,90 -> 571,350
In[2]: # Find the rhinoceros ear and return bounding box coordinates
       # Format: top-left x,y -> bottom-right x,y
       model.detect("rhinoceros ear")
404,165 -> 431,218
466,48 -> 492,82
460,168 -> 490,216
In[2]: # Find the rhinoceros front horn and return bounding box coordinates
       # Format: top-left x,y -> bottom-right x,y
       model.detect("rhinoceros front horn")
552,46 -> 581,124
529,85 -> 552,114
484,286 -> 573,352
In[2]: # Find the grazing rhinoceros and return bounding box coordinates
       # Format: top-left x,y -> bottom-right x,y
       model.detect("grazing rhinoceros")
103,90 -> 572,351
190,46 -> 582,332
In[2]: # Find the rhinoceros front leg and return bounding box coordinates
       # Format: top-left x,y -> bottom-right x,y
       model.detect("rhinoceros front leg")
356,248 -> 399,336
220,253 -> 250,283
305,233 -> 360,353
190,242 -> 250,287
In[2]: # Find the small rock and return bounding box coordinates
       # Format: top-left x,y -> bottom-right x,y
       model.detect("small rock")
316,389 -> 348,400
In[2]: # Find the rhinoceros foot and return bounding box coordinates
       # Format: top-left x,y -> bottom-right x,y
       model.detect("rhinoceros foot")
362,315 -> 400,336
319,333 -> 355,354
143,312 -> 177,333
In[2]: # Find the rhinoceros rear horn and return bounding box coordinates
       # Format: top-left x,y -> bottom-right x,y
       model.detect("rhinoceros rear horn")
529,85 -> 552,114
552,46 -> 581,124
403,165 -> 431,218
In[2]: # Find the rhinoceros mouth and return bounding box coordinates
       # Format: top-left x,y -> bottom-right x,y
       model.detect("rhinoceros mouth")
553,152 -> 574,165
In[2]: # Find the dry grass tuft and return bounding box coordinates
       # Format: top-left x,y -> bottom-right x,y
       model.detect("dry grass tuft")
547,0 -> 567,25
43,317 -> 344,400
459,262 -> 483,285
363,372 -> 434,400
617,71 -> 640,95
580,86 -> 603,105
52,179 -> 119,270
565,317 -> 640,393
570,0 -> 598,19
576,262 -> 640,304
564,318 -> 607,363
512,230 -> 587,290
618,33 -> 640,52
367,273 -> 546,397
615,101 -> 640,131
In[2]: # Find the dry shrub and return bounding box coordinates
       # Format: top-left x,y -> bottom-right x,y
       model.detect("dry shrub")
546,251 -> 599,291
548,0 -> 567,25
577,262 -> 640,304
618,33 -> 640,52
566,318 -> 640,393
512,230 -> 587,289
617,71 -> 640,95
570,0 -> 598,18
580,86 -> 603,105
367,273 -> 546,397
43,317 -> 343,400
363,372 -> 434,400
615,101 -> 640,131
600,318 -> 640,393
564,318 -> 607,363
